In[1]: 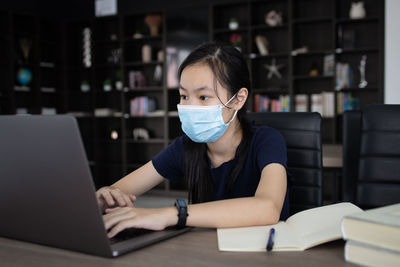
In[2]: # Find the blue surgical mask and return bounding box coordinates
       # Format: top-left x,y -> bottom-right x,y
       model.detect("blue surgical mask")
177,95 -> 238,143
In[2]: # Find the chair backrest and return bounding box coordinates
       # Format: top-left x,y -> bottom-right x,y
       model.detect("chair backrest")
343,105 -> 400,208
247,112 -> 323,215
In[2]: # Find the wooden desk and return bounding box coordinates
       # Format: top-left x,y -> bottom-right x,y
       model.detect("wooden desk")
0,228 -> 356,267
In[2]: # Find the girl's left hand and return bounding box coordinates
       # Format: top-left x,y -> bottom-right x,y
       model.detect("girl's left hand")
103,206 -> 177,238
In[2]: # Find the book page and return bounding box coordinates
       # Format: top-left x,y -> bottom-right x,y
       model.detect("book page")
286,202 -> 362,249
217,222 -> 301,251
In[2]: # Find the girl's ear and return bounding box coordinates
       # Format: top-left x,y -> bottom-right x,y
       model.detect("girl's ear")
233,88 -> 248,110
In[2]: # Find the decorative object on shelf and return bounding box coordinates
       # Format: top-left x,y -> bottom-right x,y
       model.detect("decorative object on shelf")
336,62 -> 354,90
94,108 -> 115,117
264,58 -> 285,79
16,67 -> 32,85
110,130 -> 119,140
230,33 -> 242,50
142,44 -> 152,62
133,128 -> 150,140
144,14 -> 162,36
115,70 -> 123,90
228,18 -> 239,30
255,35 -> 269,55
157,50 -> 164,62
80,80 -> 90,92
19,38 -> 32,63
16,108 -> 28,115
291,46 -> 308,56
103,79 -> 112,91
108,48 -> 121,64
82,27 -> 92,68
265,10 -> 283,27
323,54 -> 335,76
309,62 -> 319,77
133,31 -> 143,39
128,71 -> 147,89
154,64 -> 162,84
110,33 -> 117,41
41,107 -> 57,115
350,1 -> 366,20
358,55 -> 368,88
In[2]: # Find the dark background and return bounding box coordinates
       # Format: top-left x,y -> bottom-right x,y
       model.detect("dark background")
2,0 -> 243,19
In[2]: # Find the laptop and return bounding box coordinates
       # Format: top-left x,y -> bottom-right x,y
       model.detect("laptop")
0,115 -> 190,257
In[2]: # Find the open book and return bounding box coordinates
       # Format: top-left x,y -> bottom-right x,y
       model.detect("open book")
217,202 -> 362,251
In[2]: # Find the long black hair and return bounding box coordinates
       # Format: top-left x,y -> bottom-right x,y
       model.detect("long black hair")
178,42 -> 253,204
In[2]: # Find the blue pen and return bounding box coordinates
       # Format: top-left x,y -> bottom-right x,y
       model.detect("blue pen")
266,228 -> 275,252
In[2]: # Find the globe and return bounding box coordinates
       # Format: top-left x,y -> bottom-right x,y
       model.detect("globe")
17,67 -> 32,85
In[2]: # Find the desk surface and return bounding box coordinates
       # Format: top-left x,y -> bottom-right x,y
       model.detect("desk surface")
0,228 -> 356,267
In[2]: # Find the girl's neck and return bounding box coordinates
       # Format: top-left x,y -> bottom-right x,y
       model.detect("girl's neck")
206,119 -> 242,167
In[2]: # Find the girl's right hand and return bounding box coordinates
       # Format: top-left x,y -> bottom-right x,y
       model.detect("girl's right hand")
96,186 -> 137,212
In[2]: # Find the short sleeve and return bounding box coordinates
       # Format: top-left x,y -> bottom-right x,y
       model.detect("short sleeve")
254,127 -> 287,172
151,136 -> 185,182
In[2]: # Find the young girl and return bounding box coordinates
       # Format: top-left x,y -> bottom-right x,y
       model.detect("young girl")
97,42 -> 289,238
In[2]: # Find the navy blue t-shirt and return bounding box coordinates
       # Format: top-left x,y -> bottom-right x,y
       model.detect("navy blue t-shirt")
152,126 -> 290,220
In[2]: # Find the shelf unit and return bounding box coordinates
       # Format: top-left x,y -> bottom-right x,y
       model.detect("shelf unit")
62,12 -> 169,189
210,0 -> 384,143
0,11 -> 64,116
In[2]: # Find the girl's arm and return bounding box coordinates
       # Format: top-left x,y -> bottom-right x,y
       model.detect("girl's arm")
96,161 -> 165,211
103,163 -> 287,237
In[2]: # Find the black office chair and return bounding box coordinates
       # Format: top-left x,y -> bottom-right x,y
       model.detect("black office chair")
247,112 -> 323,215
342,104 -> 400,208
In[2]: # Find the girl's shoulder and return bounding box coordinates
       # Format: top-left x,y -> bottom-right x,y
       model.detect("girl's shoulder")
251,125 -> 284,140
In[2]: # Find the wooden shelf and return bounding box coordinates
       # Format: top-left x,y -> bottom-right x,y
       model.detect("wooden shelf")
336,17 -> 379,24
293,75 -> 334,81
213,28 -> 248,34
124,61 -> 163,67
250,24 -> 288,31
293,17 -> 333,24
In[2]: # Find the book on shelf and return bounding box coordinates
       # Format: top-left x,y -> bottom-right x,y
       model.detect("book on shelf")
130,96 -> 157,116
345,240 -> 400,267
323,54 -> 334,76
341,203 -> 400,252
311,92 -> 334,118
253,94 -> 290,112
295,94 -> 308,112
336,62 -> 354,90
217,202 -> 362,252
337,92 -> 360,114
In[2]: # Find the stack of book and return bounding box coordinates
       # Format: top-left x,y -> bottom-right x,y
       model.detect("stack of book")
337,92 -> 360,114
310,92 -> 335,118
341,203 -> 400,267
253,94 -> 290,112
130,96 -> 157,116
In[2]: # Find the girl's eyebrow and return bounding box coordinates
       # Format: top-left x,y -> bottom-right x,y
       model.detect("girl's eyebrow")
179,85 -> 214,92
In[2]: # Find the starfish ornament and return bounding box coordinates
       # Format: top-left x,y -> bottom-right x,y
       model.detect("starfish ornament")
264,58 -> 285,79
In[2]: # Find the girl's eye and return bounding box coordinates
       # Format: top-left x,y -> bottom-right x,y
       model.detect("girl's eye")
200,96 -> 209,101
180,95 -> 188,100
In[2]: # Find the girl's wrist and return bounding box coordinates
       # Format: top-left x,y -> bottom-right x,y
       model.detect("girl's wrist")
162,206 -> 179,228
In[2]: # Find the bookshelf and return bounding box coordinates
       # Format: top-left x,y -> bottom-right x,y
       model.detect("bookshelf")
0,1 -> 384,193
210,0 -> 384,143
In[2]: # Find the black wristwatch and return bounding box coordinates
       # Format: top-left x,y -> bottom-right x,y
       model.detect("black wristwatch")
174,198 -> 188,229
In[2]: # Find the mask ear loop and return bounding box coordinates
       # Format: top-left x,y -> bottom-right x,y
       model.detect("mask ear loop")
223,94 -> 238,125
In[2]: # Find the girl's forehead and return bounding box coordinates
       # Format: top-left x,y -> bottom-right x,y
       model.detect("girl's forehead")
180,64 -> 228,94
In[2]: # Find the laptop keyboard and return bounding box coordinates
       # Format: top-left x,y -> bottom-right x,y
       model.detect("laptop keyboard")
109,228 -> 154,244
